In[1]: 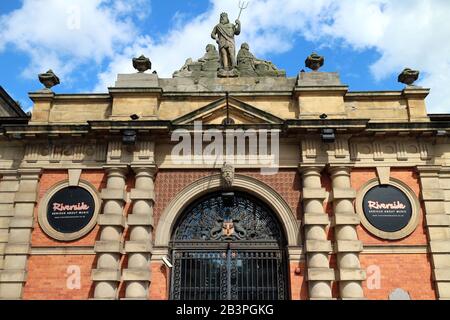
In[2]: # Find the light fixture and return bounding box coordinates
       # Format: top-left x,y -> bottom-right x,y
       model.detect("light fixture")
321,128 -> 335,143
122,129 -> 137,145
162,256 -> 173,268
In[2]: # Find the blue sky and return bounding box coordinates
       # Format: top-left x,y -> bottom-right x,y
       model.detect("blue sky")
1,0 -> 449,113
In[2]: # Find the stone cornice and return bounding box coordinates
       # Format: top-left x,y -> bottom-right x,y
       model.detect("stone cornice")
2,119 -> 449,139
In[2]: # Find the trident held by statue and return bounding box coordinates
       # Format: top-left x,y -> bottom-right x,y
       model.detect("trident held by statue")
237,1 -> 249,20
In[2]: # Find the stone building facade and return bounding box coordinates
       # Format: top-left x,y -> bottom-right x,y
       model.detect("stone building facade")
0,55 -> 449,300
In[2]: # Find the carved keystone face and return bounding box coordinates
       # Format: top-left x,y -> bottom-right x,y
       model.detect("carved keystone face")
222,166 -> 234,183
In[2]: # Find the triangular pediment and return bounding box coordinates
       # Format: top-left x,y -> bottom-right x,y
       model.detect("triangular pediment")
0,87 -> 27,118
172,96 -> 284,125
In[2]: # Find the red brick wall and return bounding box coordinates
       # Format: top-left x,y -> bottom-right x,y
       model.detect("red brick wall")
289,262 -> 308,300
153,169 -> 301,224
25,170 -> 106,299
24,167 -> 436,300
351,168 -> 428,245
351,167 -> 435,300
31,170 -> 106,247
360,254 -> 436,300
149,262 -> 169,300
27,169 -> 301,300
23,255 -> 96,300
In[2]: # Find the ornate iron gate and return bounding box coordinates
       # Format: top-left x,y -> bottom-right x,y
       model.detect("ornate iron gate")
170,192 -> 287,300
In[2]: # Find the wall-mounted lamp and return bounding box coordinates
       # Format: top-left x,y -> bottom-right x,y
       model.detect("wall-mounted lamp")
162,256 -> 173,268
122,129 -> 137,145
321,128 -> 335,143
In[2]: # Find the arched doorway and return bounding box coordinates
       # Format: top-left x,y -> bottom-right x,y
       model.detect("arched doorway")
170,191 -> 288,300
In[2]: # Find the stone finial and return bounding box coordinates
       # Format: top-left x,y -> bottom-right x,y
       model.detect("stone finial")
132,55 -> 152,73
221,163 -> 234,189
398,68 -> 419,85
305,52 -> 324,71
38,70 -> 60,89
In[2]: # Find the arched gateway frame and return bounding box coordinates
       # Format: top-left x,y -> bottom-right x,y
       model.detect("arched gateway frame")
154,174 -> 299,301
170,191 -> 288,300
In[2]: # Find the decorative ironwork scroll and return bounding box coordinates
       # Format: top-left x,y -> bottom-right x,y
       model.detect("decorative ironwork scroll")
172,192 -> 284,243
170,191 -> 287,300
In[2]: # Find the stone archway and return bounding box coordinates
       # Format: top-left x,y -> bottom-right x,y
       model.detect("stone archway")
154,174 -> 299,248
169,190 -> 288,300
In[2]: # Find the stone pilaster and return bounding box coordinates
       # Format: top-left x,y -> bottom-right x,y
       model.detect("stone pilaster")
0,169 -> 41,299
0,172 -> 19,272
299,166 -> 334,299
123,166 -> 156,299
418,166 -> 450,300
92,167 -> 127,299
329,166 -> 365,299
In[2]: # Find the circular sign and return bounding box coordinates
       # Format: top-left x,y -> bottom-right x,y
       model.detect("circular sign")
363,184 -> 412,233
47,186 -> 95,234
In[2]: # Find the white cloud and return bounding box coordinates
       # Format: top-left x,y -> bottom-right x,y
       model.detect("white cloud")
95,0 -> 333,90
317,0 -> 450,113
0,0 -> 150,79
2,0 -> 450,113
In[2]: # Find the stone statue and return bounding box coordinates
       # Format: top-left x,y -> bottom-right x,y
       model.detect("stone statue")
198,44 -> 220,72
173,58 -> 193,77
221,163 -> 234,189
211,12 -> 241,77
237,43 -> 286,77
172,11 -> 286,78
173,45 -> 220,78
236,42 -> 257,76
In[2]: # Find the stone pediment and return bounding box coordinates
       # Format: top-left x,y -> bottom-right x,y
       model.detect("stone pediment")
172,96 -> 284,125
0,86 -> 27,118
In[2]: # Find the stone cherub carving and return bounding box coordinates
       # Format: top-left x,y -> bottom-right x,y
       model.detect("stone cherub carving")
221,163 -> 234,189
211,12 -> 241,77
237,42 -> 286,77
